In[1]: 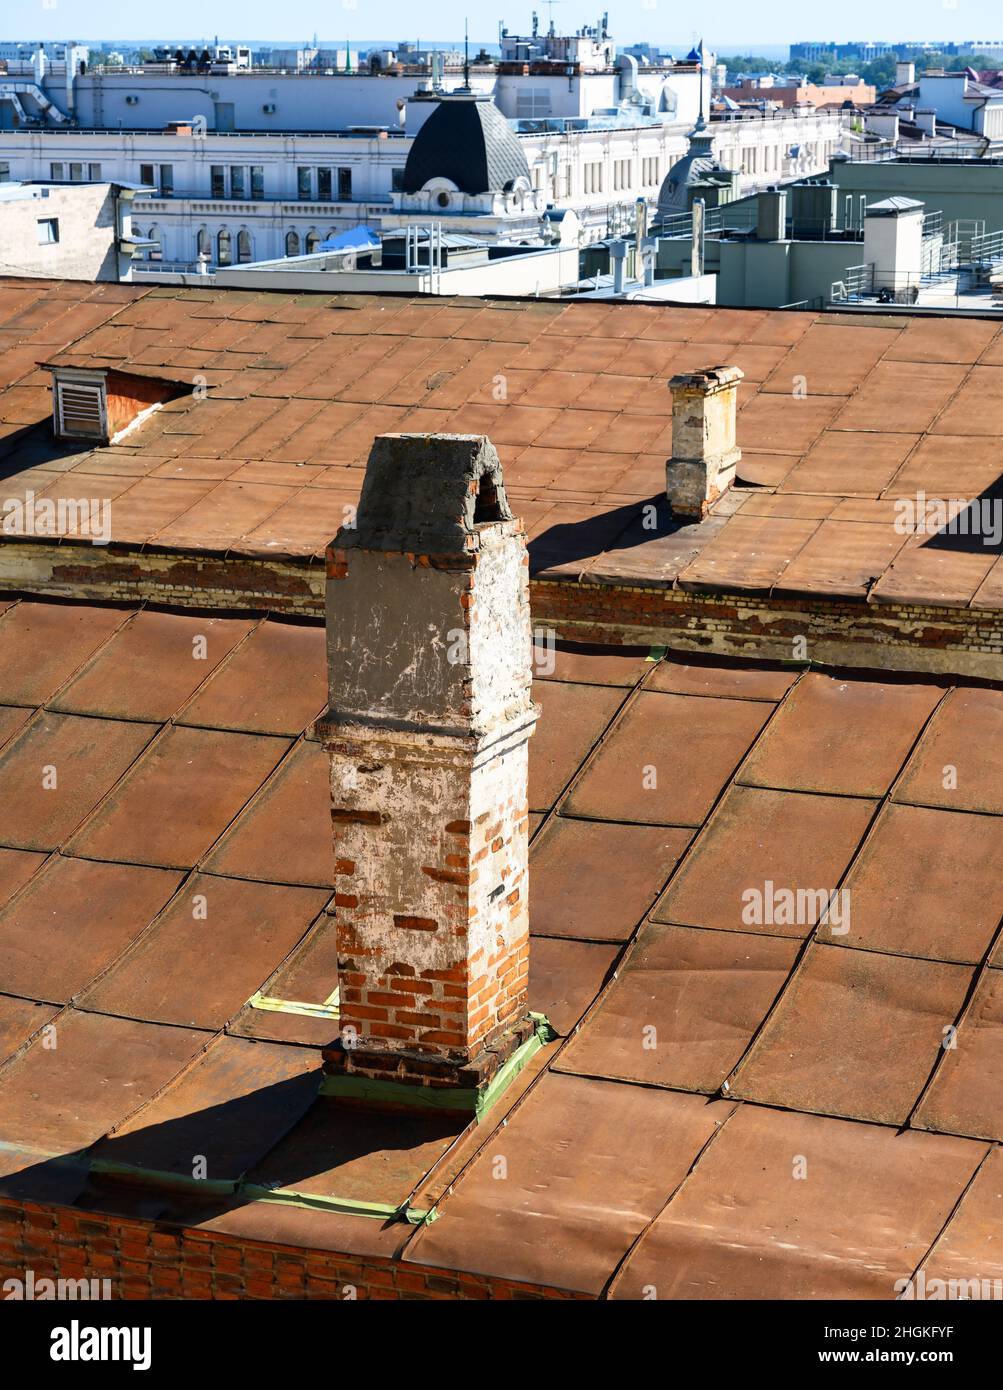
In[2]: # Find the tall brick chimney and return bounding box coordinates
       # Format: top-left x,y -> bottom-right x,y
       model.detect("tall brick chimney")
319,433 -> 541,1111
666,365 -> 744,519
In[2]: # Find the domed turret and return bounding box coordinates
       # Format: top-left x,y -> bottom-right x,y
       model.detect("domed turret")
402,96 -> 531,196
656,118 -> 725,214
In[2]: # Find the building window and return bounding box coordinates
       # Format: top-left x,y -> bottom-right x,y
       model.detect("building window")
641,156 -> 660,186
37,218 -> 59,244
297,167 -> 312,199
237,229 -> 252,263
230,166 -> 245,198
196,226 -> 211,259
564,164 -> 572,197
391,168 -> 405,192
69,163 -> 83,181
338,167 -> 352,200
217,228 -> 232,266
305,228 -> 321,253
147,225 -> 162,261
317,168 -> 333,201
285,229 -> 300,256
250,166 -> 264,199
584,162 -> 603,195
0,163 -> 9,183
159,164 -> 174,196
140,163 -> 155,187
50,162 -> 64,181
210,165 -> 225,197
88,163 -> 102,179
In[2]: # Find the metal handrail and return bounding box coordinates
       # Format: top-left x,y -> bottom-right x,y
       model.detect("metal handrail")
0,126 -> 407,140
845,142 -> 1003,163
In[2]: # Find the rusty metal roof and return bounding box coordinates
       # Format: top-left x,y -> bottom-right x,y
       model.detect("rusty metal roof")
0,595 -> 1001,1295
0,280 -> 1001,611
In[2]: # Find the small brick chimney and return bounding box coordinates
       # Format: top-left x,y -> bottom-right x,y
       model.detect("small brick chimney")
666,365 -> 744,519
319,433 -> 540,1111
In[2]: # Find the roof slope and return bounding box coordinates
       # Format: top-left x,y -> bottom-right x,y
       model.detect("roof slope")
1,282 -> 1001,611
0,595 -> 1001,1297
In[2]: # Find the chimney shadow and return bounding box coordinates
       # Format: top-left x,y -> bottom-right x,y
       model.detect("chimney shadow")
915,477 -> 1003,556
0,1069 -> 466,1233
0,423 -> 95,483
528,494 -> 697,572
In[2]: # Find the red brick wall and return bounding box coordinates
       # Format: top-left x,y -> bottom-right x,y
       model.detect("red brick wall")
0,1197 -> 583,1300
104,372 -> 177,438
5,540 -> 999,678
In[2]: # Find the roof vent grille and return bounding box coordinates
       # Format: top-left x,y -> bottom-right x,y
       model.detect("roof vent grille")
54,379 -> 107,441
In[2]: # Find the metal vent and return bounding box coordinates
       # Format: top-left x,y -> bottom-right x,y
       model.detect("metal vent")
55,380 -> 106,440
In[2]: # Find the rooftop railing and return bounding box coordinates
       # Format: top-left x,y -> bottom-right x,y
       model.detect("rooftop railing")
0,126 -> 408,140
844,141 -> 1003,163
710,107 -> 850,123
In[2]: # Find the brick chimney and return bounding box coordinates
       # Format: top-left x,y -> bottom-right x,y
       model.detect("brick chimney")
319,433 -> 541,1111
666,365 -> 744,519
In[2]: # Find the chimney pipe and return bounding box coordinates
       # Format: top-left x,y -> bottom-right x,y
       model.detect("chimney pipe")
665,366 -> 744,518
610,238 -> 627,294
691,197 -> 706,277
756,186 -> 787,242
319,433 -> 543,1111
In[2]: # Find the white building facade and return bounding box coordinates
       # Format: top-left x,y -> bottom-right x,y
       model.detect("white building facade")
0,39 -> 849,270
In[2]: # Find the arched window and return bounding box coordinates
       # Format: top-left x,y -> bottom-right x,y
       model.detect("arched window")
237,229 -> 252,263
217,228 -> 232,266
285,229 -> 300,257
196,226 -> 211,259
147,225 -> 162,261
305,228 -> 321,254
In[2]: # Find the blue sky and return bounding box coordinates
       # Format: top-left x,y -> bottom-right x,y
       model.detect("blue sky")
5,0 -> 1003,49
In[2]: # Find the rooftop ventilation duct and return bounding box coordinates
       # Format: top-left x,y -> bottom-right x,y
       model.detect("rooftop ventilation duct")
47,365 -> 193,446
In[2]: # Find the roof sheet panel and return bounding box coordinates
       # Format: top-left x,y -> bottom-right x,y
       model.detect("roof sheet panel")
611,1106 -> 986,1300
407,1072 -> 734,1295
80,874 -> 329,1030
65,725 -> 293,869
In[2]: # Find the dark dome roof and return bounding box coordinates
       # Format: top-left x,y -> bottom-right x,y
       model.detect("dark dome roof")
402,98 -> 531,195
656,120 -> 724,213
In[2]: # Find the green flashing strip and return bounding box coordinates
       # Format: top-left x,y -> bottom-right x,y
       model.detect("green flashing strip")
241,1182 -> 437,1226
247,986 -> 340,1020
320,1072 -> 480,1113
89,1157 -> 237,1196
87,1158 -> 436,1226
57,1017 -> 556,1230
646,646 -> 668,663
475,1013 -> 555,1122
319,1013 -> 557,1123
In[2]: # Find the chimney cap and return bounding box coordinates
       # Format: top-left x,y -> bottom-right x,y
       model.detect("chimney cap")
668,364 -> 744,394
338,432 -> 514,556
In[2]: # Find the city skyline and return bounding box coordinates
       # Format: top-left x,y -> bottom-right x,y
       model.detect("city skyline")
6,0 -> 1003,50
